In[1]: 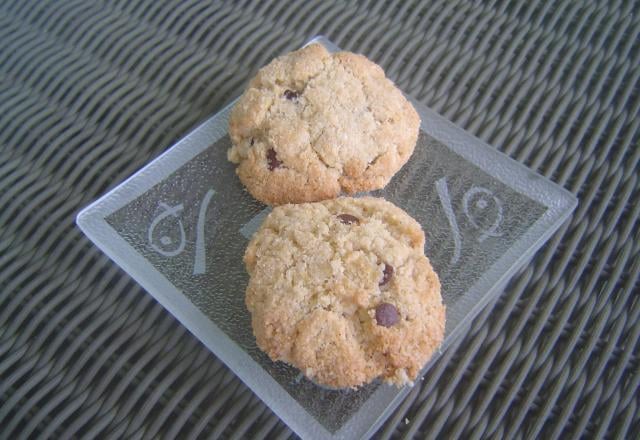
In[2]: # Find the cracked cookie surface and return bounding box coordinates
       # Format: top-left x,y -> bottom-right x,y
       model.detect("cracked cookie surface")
244,197 -> 445,388
228,44 -> 420,205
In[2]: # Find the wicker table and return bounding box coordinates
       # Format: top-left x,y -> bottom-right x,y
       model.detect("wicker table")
1,1 -> 638,438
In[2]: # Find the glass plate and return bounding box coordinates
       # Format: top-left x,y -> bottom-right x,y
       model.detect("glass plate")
77,36 -> 577,439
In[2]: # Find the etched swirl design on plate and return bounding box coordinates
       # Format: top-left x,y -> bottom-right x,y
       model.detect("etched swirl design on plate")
147,189 -> 216,275
436,177 -> 504,266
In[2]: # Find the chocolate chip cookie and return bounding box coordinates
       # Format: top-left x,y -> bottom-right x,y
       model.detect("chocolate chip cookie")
228,43 -> 420,205
244,197 -> 445,388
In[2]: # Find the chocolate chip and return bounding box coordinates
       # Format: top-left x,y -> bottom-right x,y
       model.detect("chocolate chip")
379,263 -> 394,286
250,138 -> 254,146
284,89 -> 299,100
337,214 -> 360,225
267,148 -> 282,170
375,303 -> 399,327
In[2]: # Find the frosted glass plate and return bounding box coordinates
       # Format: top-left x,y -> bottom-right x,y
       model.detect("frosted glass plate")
77,36 -> 577,439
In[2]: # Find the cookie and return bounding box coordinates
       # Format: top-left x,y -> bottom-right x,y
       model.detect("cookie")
228,43 -> 420,205
244,197 -> 445,388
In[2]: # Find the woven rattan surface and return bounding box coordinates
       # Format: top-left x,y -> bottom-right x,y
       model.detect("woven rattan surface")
1,1 -> 639,438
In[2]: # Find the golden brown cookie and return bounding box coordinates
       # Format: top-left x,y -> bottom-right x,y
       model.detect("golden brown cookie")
228,44 -> 420,205
244,197 -> 445,388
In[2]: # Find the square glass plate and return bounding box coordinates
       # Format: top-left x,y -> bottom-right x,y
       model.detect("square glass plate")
77,36 -> 577,439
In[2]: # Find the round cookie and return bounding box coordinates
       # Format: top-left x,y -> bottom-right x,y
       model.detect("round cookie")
244,197 -> 445,388
228,43 -> 420,205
